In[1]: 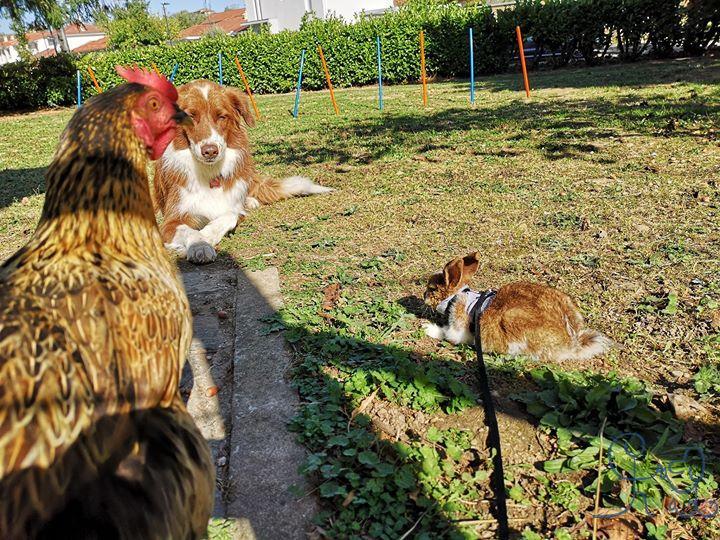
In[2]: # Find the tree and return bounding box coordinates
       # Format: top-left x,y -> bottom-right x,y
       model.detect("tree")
169,10 -> 206,31
96,0 -> 177,50
1,0 -> 101,36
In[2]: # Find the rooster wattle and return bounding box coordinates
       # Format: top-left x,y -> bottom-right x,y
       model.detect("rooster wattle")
0,67 -> 214,539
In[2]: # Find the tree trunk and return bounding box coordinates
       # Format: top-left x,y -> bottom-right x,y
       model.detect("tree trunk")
58,26 -> 70,52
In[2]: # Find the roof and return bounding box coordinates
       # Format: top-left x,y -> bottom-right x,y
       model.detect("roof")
33,48 -> 56,58
179,8 -> 247,39
25,23 -> 103,42
73,36 -> 108,53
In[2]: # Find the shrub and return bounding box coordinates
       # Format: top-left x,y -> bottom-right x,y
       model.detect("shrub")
76,3 -> 505,99
0,53 -> 76,110
609,0 -> 682,61
682,0 -> 720,55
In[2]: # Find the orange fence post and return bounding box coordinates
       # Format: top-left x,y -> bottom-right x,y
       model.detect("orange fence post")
87,66 -> 102,93
515,26 -> 531,98
234,57 -> 262,121
151,62 -> 162,76
419,30 -> 428,107
317,45 -> 340,115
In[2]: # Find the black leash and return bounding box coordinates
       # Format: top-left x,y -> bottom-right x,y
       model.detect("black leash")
473,306 -> 509,540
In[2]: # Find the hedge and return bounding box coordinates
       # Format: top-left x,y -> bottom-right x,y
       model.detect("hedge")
1,0 -> 718,111
74,3 -> 507,99
0,53 -> 77,110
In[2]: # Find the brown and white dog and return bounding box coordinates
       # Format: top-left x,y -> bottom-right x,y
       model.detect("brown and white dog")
153,80 -> 333,263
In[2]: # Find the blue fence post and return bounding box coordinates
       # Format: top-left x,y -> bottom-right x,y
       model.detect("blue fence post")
76,70 -> 82,108
293,48 -> 306,119
169,63 -> 179,83
469,27 -> 475,104
376,36 -> 384,111
218,52 -> 223,85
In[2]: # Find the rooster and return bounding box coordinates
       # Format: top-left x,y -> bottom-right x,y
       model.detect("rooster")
0,67 -> 214,539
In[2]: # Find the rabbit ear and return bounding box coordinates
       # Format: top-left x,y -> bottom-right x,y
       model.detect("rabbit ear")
443,258 -> 464,288
461,252 -> 480,282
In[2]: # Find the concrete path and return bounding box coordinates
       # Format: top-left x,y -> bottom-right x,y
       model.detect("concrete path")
179,262 -> 316,539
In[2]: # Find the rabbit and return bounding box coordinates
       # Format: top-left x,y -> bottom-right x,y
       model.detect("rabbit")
422,252 -> 613,361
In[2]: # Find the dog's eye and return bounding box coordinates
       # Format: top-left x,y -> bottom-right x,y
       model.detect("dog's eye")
218,115 -> 228,121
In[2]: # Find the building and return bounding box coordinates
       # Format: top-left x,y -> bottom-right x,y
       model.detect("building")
73,36 -> 109,54
0,35 -> 19,64
0,23 -> 106,65
179,8 -> 248,40
244,0 -> 395,33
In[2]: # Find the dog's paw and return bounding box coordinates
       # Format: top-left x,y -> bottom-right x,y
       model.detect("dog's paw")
245,196 -> 261,210
165,242 -> 187,256
423,322 -> 445,340
187,241 -> 217,265
312,184 -> 335,194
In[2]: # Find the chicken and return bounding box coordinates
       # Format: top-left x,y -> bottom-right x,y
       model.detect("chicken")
0,67 -> 214,539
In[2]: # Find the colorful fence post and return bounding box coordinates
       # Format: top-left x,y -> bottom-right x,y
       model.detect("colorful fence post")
317,44 -> 340,115
169,63 -> 179,83
218,52 -> 223,86
376,36 -> 384,111
87,66 -> 102,93
292,48 -> 306,119
419,30 -> 428,107
469,27 -> 475,104
76,70 -> 82,108
234,56 -> 262,120
515,26 -> 531,98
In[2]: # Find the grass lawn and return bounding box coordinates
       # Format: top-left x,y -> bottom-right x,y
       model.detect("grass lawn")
2,58 -> 719,538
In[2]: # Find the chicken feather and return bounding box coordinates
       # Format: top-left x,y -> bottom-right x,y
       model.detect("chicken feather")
0,80 -> 213,539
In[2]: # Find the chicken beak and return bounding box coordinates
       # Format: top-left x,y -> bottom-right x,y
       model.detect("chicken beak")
172,107 -> 193,127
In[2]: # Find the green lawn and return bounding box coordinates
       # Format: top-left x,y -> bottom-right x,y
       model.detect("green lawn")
1,58 -> 719,538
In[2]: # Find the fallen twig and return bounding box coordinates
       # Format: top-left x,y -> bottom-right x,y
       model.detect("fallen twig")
398,506 -> 433,540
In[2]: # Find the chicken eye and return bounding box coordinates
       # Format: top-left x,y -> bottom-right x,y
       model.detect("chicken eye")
148,98 -> 160,111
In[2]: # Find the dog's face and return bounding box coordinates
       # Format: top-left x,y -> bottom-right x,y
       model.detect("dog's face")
423,252 -> 480,309
173,80 -> 255,165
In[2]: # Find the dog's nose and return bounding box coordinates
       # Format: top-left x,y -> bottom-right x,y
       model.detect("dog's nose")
201,144 -> 219,159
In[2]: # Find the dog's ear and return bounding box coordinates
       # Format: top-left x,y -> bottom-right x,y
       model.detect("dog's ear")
443,257 -> 464,289
224,86 -> 256,127
461,252 -> 480,283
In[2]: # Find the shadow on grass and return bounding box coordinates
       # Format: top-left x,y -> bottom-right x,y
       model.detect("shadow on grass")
255,93 -> 719,169
0,167 -> 46,209
475,57 -> 720,93
266,286 -> 720,537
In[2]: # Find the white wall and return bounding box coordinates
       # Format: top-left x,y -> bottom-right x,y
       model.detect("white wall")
245,0 -> 312,31
246,0 -> 394,32
323,0 -> 393,21
0,46 -> 20,65
0,31 -> 105,65
66,33 -> 105,50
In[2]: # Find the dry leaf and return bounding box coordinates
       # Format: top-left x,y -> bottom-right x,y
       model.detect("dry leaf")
342,490 -> 356,508
669,393 -> 707,421
350,388 -> 378,422
320,283 -> 341,317
586,511 -> 643,539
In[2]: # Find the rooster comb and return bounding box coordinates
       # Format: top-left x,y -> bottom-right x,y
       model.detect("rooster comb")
115,65 -> 178,102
